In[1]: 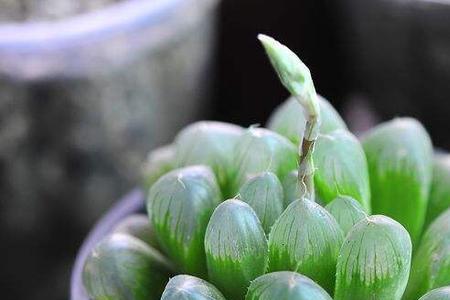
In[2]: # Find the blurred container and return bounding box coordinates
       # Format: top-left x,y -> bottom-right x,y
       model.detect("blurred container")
340,0 -> 450,147
0,0 -> 219,298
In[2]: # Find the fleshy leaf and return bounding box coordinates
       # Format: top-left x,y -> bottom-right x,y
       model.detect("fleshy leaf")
425,153 -> 450,227
147,165 -> 222,277
325,196 -> 367,236
230,127 -> 297,194
314,129 -> 371,212
403,208 -> 450,300
239,171 -> 284,234
141,145 -> 176,191
83,233 -> 172,300
362,117 -> 433,245
267,95 -> 347,145
161,275 -> 226,300
268,198 -> 344,293
418,286 -> 450,300
334,215 -> 412,300
281,170 -> 300,207
113,214 -> 160,250
205,199 -> 268,299
174,121 -> 243,197
245,271 -> 332,300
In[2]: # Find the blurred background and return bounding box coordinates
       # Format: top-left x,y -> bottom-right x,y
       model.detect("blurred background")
0,0 -> 449,299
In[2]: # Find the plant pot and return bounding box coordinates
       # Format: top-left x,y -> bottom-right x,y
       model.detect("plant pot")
70,189 -> 145,300
0,0 -> 220,298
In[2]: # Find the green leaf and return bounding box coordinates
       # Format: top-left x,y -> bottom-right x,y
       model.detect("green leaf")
334,215 -> 412,300
205,199 -> 268,299
418,287 -> 450,300
268,198 -> 344,293
267,96 -> 347,145
325,196 -> 367,236
141,145 -> 176,191
403,208 -> 450,300
147,165 -> 222,277
174,121 -> 243,197
161,275 -> 226,300
425,153 -> 450,228
362,117 -> 433,245
281,170 -> 300,208
314,129 -> 371,212
83,233 -> 172,300
239,171 -> 284,234
245,271 -> 332,300
230,127 -> 297,195
113,214 -> 160,251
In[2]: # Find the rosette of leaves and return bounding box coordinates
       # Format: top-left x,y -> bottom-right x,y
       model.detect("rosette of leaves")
147,165 -> 222,277
204,199 -> 268,299
425,153 -> 450,227
362,117 -> 433,245
267,95 -> 347,145
83,233 -> 173,300
268,198 -> 344,293
313,129 -> 371,212
325,195 -> 367,235
230,127 -> 297,194
174,121 -> 243,197
160,275 -> 226,300
334,215 -> 412,300
403,208 -> 450,300
418,287 -> 450,300
238,171 -> 284,233
141,144 -> 175,191
245,271 -> 332,300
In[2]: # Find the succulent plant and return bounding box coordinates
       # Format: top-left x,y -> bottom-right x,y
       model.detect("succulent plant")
245,271 -> 333,300
362,118 -> 433,245
314,129 -> 371,211
174,121 -> 243,197
325,196 -> 367,236
334,215 -> 412,300
147,165 -> 222,277
425,153 -> 450,227
268,198 -> 344,293
205,199 -> 268,299
160,275 -> 226,300
141,144 -> 176,191
403,208 -> 450,300
267,95 -> 347,145
418,286 -> 450,300
113,214 -> 160,250
238,171 -> 284,233
83,233 -> 173,300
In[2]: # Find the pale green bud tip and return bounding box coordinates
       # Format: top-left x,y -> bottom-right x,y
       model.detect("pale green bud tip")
258,34 -> 319,118
161,275 -> 226,300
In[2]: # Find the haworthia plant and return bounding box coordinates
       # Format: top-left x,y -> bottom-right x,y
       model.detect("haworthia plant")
403,208 -> 450,300
141,144 -> 176,191
238,171 -> 284,233
147,165 -> 222,277
245,271 -> 333,300
282,170 -> 300,207
334,215 -> 412,300
268,198 -> 344,293
313,129 -> 371,212
230,127 -> 297,195
83,233 -> 173,300
425,153 -> 450,227
418,286 -> 450,300
160,275 -> 226,300
259,34 -> 320,201
174,121 -> 243,197
267,95 -> 347,145
113,214 -> 160,250
205,199 -> 268,299
325,196 -> 367,236
362,117 -> 433,245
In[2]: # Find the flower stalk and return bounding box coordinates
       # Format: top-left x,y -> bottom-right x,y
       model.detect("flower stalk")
258,34 -> 320,200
